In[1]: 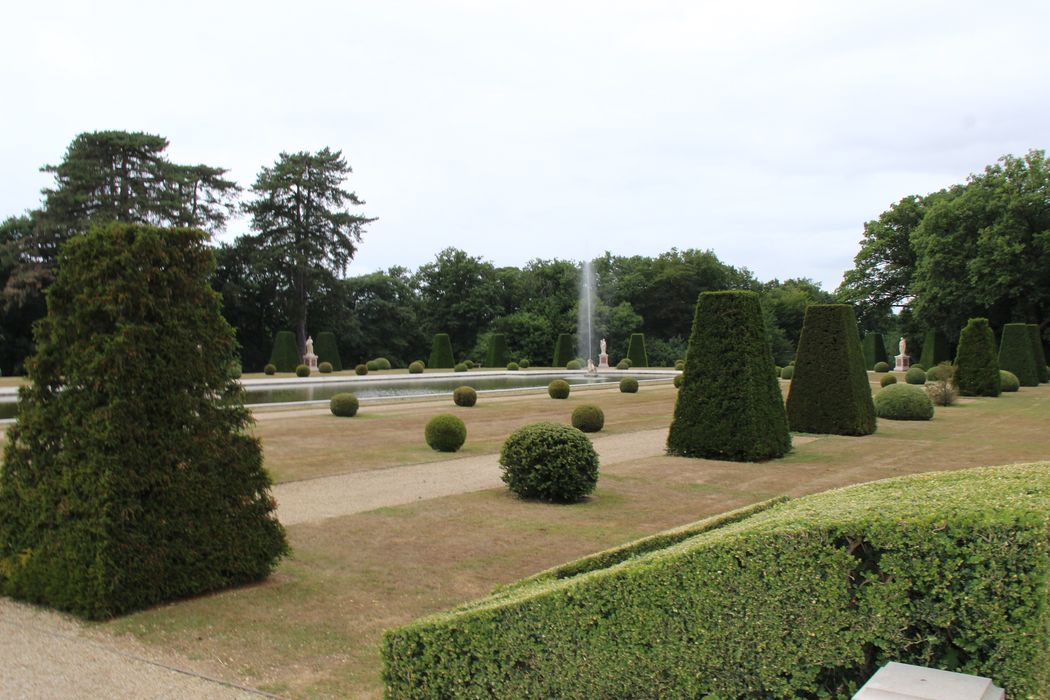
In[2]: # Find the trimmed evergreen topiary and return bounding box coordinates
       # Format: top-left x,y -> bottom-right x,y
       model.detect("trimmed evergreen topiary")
999,323 -> 1039,387
453,386 -> 477,407
872,361 -> 890,373
926,363 -> 955,383
786,304 -> 876,436
269,330 -> 299,372
919,330 -> 951,369
862,333 -> 888,369
953,318 -> 1000,397
0,223 -> 287,620
330,393 -> 359,417
566,359 -> 582,370
905,367 -> 926,384
673,373 -> 684,388
464,359 -> 474,369
674,359 -> 685,371
1000,370 -> 1020,392
318,361 -> 333,374
499,422 -> 599,503
616,359 -> 630,370
375,357 -> 392,370
507,362 -> 520,371
874,384 -> 934,421
355,363 -> 368,375
779,365 -> 794,379
626,333 -> 648,368
519,358 -> 530,369
548,379 -> 571,399
880,374 -> 897,387
366,359 -> 379,371
429,333 -> 455,369
263,363 -> 276,375
619,377 -> 639,393
409,361 -> 424,374
1027,324 -> 1049,383
454,362 -> 468,372
486,334 -> 509,369
314,331 -> 342,372
667,291 -> 791,461
552,333 -> 574,368
295,364 -> 310,377
571,404 -> 605,433
425,415 -> 467,452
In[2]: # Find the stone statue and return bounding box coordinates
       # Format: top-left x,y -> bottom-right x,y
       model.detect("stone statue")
305,336 -> 315,357
600,338 -> 607,355
898,337 -> 906,356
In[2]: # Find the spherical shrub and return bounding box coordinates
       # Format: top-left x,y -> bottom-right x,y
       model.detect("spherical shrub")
519,358 -> 530,369
425,414 -> 466,452
874,384 -> 934,421
616,359 -> 630,370
264,363 -> 276,375
409,361 -> 425,374
566,359 -> 582,370
366,359 -> 380,371
880,373 -> 897,387
1000,370 -> 1020,392
507,362 -> 519,371
619,377 -> 639,393
375,357 -> 391,370
453,386 -> 477,407
464,359 -> 475,369
330,392 -> 359,417
674,359 -> 685,371
355,364 -> 368,375
318,361 -> 333,374
674,373 -> 684,388
571,404 -> 605,432
296,364 -> 310,377
499,422 -> 599,503
873,361 -> 890,373
548,379 -> 571,399
779,365 -> 794,380
905,367 -> 926,385
911,363 -> 926,371
926,362 -> 955,382
454,362 -> 468,372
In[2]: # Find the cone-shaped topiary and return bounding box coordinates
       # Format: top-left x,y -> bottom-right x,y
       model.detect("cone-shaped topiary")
667,291 -> 791,461
862,333 -> 888,369
626,333 -> 648,368
919,330 -> 951,369
486,333 -> 509,369
269,330 -> 299,372
954,318 -> 1000,397
0,223 -> 288,620
314,331 -> 342,372
552,333 -> 574,368
786,304 -> 875,436
999,323 -> 1039,387
429,333 -> 455,369
1027,324 -> 1049,383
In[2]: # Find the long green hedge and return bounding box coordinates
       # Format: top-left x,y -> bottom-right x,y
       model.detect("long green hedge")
667,291 -> 790,461
919,329 -> 951,369
626,333 -> 648,367
486,333 -> 508,368
429,333 -> 455,369
269,330 -> 299,372
999,323 -> 1038,387
954,318 -> 1000,397
383,463 -> 1050,698
861,333 -> 888,369
786,304 -> 875,435
314,331 -> 342,372
551,333 -> 574,368
1027,324 -> 1049,383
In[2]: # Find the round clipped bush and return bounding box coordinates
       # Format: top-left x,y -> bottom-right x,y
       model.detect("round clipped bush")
905,367 -> 926,384
880,374 -> 897,387
911,363 -> 926,371
375,357 -> 391,370
1000,370 -> 1020,392
926,363 -> 955,383
674,373 -> 684,388
355,363 -> 368,375
507,362 -> 520,371
874,384 -> 934,421
464,359 -> 475,369
454,362 -> 468,372
409,361 -> 425,374
873,361 -> 890,373
318,361 -> 333,374
499,422 -> 599,503
425,414 -> 466,452
619,377 -> 639,393
295,364 -> 310,377
548,379 -> 571,399
616,359 -> 630,370
571,404 -> 605,433
779,365 -> 794,380
366,359 -> 380,371
674,359 -> 685,371
263,363 -> 276,375
566,359 -> 582,370
774,366 -> 782,377
453,386 -> 477,407
519,358 -> 530,369
329,392 -> 359,417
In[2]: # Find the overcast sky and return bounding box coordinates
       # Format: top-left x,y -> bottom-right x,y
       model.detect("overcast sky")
3,1 -> 1048,290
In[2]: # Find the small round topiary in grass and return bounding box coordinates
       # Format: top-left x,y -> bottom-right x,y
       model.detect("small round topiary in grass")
355,364 -> 368,375
499,422 -> 599,503
674,359 -> 685,371
571,404 -> 604,432
296,364 -> 310,377
507,362 -> 519,371
366,359 -> 380,371
519,358 -> 530,369
409,361 -> 424,374
425,414 -> 466,452
548,379 -> 571,399
616,359 -> 630,370
454,362 -> 468,372
264,363 -> 277,375
779,365 -> 794,380
1000,370 -> 1020,392
619,377 -> 639,393
874,383 -> 934,421
905,367 -> 926,384
873,361 -> 890,373
330,393 -> 359,417
375,357 -> 391,370
318,361 -> 333,374
880,374 -> 897,387
926,363 -> 955,383
453,386 -> 477,407
674,373 -> 684,388
911,363 -> 926,371
566,359 -> 582,370
464,359 -> 475,369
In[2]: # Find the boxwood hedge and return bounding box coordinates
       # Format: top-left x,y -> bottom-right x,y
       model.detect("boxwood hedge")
383,463 -> 1050,699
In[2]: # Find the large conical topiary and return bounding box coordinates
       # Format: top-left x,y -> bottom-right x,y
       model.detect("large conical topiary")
999,323 -> 1038,387
552,333 -> 574,368
786,304 -> 876,435
667,291 -> 790,461
314,331 -> 342,372
954,318 -> 1000,397
0,223 -> 288,620
861,333 -> 888,369
919,330 -> 951,369
1027,324 -> 1049,383
269,330 -> 299,372
429,333 -> 455,369
486,333 -> 509,368
626,333 -> 648,368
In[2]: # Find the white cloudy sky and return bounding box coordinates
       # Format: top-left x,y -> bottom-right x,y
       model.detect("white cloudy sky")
2,1 -> 1048,290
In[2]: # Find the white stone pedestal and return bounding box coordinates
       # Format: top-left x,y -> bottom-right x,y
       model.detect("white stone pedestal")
894,354 -> 910,372
305,353 -> 318,373
598,353 -> 609,369
853,662 -> 1004,700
